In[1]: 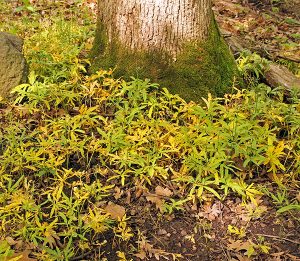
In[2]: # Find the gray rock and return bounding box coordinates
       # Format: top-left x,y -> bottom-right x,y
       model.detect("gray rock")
0,32 -> 28,98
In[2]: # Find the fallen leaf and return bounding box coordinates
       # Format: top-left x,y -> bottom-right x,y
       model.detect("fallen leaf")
157,229 -> 167,235
134,251 -> 147,259
11,250 -> 37,261
198,202 -> 222,221
135,186 -> 145,198
105,202 -> 125,219
44,228 -> 59,248
155,186 -> 173,197
296,192 -> 300,202
114,186 -> 123,200
146,194 -> 164,212
5,236 -> 16,245
270,252 -> 285,257
125,190 -> 131,204
236,254 -> 251,261
227,239 -> 244,250
227,239 -> 256,255
210,203 -> 222,217
238,241 -> 254,251
180,230 -> 187,236
191,203 -> 198,211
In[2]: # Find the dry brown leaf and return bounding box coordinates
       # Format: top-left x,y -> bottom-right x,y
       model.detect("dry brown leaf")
157,229 -> 167,235
14,240 -> 24,250
210,203 -> 222,217
12,250 -> 37,261
134,251 -> 147,259
140,239 -> 153,252
296,192 -> 300,202
236,254 -> 251,261
125,190 -> 131,204
44,228 -> 59,248
114,186 -> 123,200
5,237 -> 24,251
155,185 -> 173,197
198,202 -> 222,221
5,236 -> 16,245
271,252 -> 285,257
105,202 -> 125,219
286,253 -> 300,261
228,239 -> 254,252
135,186 -> 145,198
146,194 -> 164,212
237,241 -> 254,251
191,201 -> 198,211
227,239 -> 244,250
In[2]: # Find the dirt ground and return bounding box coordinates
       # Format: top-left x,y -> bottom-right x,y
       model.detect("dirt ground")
84,188 -> 300,260
214,0 -> 300,66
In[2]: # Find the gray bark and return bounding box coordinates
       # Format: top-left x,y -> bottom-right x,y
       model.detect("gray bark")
98,0 -> 212,59
265,63 -> 300,91
92,0 -> 238,102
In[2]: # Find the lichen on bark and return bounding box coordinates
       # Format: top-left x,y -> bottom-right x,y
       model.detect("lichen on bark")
90,1 -> 239,102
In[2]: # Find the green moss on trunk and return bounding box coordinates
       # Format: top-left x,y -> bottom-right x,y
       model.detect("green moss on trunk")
90,18 -> 239,102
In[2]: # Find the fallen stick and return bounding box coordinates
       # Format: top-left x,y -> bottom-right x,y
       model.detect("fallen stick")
276,54 -> 300,63
265,63 -> 300,91
256,233 -> 300,245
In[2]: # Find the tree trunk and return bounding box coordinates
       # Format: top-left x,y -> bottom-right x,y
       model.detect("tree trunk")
91,0 -> 238,102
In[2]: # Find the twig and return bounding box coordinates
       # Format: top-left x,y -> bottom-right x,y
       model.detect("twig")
256,234 -> 300,245
70,250 -> 93,261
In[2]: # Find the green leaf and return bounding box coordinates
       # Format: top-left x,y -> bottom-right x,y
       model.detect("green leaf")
277,204 -> 300,213
15,6 -> 25,12
284,18 -> 300,25
26,5 -> 35,12
204,186 -> 221,199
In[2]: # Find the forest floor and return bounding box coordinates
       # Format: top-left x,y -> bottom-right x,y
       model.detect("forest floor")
214,0 -> 300,74
0,0 -> 299,260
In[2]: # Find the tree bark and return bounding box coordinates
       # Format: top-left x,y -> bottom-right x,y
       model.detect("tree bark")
91,0 -> 238,102
98,0 -> 212,59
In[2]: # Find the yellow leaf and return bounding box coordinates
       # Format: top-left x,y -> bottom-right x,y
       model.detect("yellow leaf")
11,250 -> 37,261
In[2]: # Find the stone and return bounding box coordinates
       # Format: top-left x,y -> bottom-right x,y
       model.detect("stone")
0,32 -> 28,98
